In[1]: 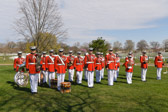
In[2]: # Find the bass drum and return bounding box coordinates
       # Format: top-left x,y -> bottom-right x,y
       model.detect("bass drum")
14,72 -> 29,87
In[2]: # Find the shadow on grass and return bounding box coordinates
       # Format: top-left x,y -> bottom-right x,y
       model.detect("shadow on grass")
52,90 -> 96,112
116,81 -> 127,84
6,81 -> 30,93
4,81 -> 96,111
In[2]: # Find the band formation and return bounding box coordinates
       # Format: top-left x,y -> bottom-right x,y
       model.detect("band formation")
13,46 -> 165,94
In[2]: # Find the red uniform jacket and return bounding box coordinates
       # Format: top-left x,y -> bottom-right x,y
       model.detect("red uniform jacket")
40,56 -> 46,71
45,55 -> 55,72
124,60 -> 134,72
74,56 -> 84,71
95,57 -> 102,70
140,55 -> 148,68
13,57 -> 25,72
116,57 -> 120,68
155,55 -> 164,68
84,54 -> 96,71
67,56 -> 75,69
54,55 -> 68,74
105,53 -> 116,70
101,57 -> 105,68
26,53 -> 39,74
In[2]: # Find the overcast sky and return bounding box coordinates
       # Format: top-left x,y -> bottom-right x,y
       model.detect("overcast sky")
0,0 -> 168,45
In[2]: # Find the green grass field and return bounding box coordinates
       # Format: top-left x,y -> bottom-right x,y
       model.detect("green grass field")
0,65 -> 168,112
0,56 -> 14,64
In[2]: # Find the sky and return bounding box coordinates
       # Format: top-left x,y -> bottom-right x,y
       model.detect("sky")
0,0 -> 168,46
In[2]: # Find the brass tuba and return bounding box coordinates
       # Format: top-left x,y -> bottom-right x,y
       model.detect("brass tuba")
14,62 -> 29,87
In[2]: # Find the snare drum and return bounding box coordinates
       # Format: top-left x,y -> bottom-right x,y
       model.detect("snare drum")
51,79 -> 57,89
61,82 -> 71,93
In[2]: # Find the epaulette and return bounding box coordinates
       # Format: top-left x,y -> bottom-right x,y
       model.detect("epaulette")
26,53 -> 30,55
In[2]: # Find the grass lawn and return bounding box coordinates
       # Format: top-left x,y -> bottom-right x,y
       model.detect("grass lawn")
0,65 -> 168,112
0,56 -> 14,64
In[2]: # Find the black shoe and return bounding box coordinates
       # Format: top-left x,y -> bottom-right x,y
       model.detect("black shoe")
32,92 -> 38,94
88,87 -> 94,88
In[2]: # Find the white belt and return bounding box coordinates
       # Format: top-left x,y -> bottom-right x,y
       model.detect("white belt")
157,61 -> 162,62
42,63 -> 45,64
107,61 -> 114,64
128,66 -> 132,69
16,64 -> 20,66
57,64 -> 64,65
29,63 -> 36,65
76,63 -> 83,65
86,62 -> 94,64
48,63 -> 54,65
96,63 -> 101,64
108,61 -> 114,63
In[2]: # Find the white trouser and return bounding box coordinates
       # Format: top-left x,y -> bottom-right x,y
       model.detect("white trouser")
126,72 -> 133,84
68,69 -> 74,81
87,71 -> 94,87
84,69 -> 88,80
77,71 -> 83,84
38,73 -> 41,83
41,71 -> 48,83
48,72 -> 55,87
101,68 -> 104,79
117,68 -> 120,77
96,70 -> 101,82
113,70 -> 117,81
29,73 -> 39,92
157,68 -> 162,80
57,74 -> 65,91
108,70 -> 115,86
141,68 -> 147,81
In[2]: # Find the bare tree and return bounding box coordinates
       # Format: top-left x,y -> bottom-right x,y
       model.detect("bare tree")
113,41 -> 122,52
0,43 -> 5,53
137,40 -> 149,52
162,39 -> 168,52
5,41 -> 17,53
80,42 -> 89,53
124,40 -> 135,52
16,41 -> 27,52
14,0 -> 67,52
60,42 -> 70,54
150,41 -> 160,52
70,42 -> 81,54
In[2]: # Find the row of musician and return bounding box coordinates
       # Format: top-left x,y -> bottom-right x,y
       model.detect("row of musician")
14,47 -> 165,94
